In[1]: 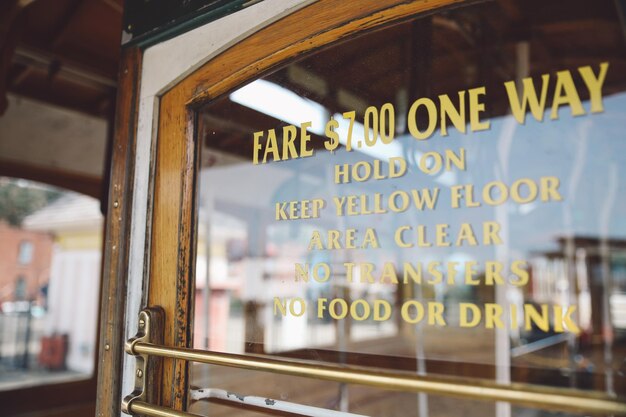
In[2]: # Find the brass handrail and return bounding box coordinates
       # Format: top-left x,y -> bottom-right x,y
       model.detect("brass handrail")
130,341 -> 626,415
130,400 -> 199,417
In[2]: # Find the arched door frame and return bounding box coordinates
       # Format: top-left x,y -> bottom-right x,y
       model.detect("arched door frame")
97,0 -> 482,415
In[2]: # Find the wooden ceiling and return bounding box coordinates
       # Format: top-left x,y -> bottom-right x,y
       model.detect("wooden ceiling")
1,0 -> 625,124
0,0 -> 123,118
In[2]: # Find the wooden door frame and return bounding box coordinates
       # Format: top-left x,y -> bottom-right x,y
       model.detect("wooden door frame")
97,3 -> 320,415
146,0 -> 466,412
95,46 -> 143,417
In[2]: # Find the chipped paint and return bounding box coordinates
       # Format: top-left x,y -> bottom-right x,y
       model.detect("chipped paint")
190,388 -> 368,416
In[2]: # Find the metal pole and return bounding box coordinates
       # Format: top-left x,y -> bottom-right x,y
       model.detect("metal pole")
128,341 -> 626,415
21,301 -> 33,369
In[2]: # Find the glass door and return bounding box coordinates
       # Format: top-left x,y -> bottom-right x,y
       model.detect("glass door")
121,0 -> 626,415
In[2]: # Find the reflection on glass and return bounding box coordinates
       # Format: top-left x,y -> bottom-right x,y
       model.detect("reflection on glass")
0,177 -> 102,390
191,1 -> 626,415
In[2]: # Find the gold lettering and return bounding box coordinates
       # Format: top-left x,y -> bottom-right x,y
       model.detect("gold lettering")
485,303 -> 504,329
504,74 -> 550,123
380,262 -> 398,284
524,304 -> 550,332
335,163 -> 350,184
427,262 -> 443,284
578,62 -> 609,113
485,262 -> 505,285
253,131 -> 264,164
300,122 -> 314,157
363,228 -> 380,249
395,226 -> 413,248
446,261 -> 459,284
511,260 -> 529,286
401,300 -> 425,324
468,87 -> 490,131
289,298 -> 306,317
540,176 -> 563,202
428,302 -> 446,326
551,70 -> 585,120
408,98 -> 437,140
440,91 -> 466,136
317,298 -> 327,318
419,151 -> 443,174
374,300 -> 392,321
435,224 -> 451,247
295,263 -> 309,282
308,231 -> 323,250
274,298 -> 287,316
389,191 -> 410,212
263,129 -> 279,163
445,148 -> 466,171
456,223 -> 478,246
351,300 -> 370,321
483,221 -> 503,245
328,230 -> 341,249
282,125 -> 298,160
464,261 -> 480,285
483,181 -> 508,206
511,178 -> 538,203
403,263 -> 422,284
460,303 -> 481,327
329,298 -> 348,319
411,188 -> 440,210
333,196 -> 346,216
344,262 -> 355,283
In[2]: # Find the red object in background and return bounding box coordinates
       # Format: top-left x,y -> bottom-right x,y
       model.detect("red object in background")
38,334 -> 68,370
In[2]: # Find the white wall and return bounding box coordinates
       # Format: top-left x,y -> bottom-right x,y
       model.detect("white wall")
47,248 -> 101,374
0,94 -> 107,179
122,0 -> 314,406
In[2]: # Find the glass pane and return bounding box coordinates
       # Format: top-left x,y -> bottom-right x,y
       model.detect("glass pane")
0,177 -> 102,390
191,0 -> 626,414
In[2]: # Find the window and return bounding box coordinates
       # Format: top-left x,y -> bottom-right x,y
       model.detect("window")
17,241 -> 34,265
0,177 -> 102,390
119,0 -> 626,415
186,1 -> 626,414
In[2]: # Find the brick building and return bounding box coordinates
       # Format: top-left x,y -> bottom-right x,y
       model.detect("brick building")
0,220 -> 53,305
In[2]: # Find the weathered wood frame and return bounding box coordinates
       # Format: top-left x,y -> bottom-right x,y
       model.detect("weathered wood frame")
144,0 -> 464,412
0,48 -> 141,417
95,46 -> 143,417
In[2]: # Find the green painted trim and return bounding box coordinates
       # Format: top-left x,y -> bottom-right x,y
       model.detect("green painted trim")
126,0 -> 263,49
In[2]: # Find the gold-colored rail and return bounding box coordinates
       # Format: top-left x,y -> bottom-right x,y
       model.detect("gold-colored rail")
130,400 -> 199,417
131,342 -> 626,415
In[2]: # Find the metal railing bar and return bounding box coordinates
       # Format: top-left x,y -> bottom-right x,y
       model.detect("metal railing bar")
130,400 -> 200,417
190,387 -> 369,417
131,342 -> 626,415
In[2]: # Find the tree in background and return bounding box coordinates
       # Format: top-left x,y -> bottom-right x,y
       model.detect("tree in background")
0,178 -> 61,226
